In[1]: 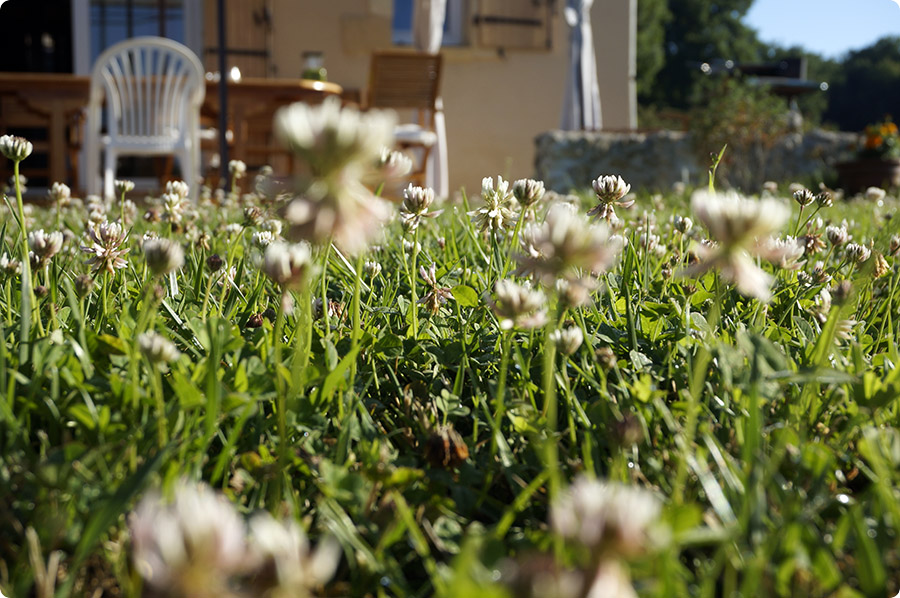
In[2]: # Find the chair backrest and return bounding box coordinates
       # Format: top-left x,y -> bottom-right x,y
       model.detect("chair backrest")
366,51 -> 442,112
89,36 -> 205,142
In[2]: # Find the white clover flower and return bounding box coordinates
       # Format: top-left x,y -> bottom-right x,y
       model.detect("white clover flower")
512,178 -> 546,209
252,230 -> 275,248
263,219 -> 283,237
246,513 -> 340,597
262,241 -> 315,291
759,236 -> 806,270
551,326 -> 583,355
228,159 -> 247,179
138,331 -> 180,365
143,238 -> 185,276
115,179 -> 135,195
550,476 -> 660,557
282,185 -> 392,255
162,192 -> 186,224
516,204 -> 624,286
364,260 -> 382,277
129,481 -> 248,595
27,229 -> 64,266
845,242 -> 871,264
0,253 -> 21,278
865,186 -> 886,201
672,214 -> 693,235
826,225 -> 849,247
588,175 -> 633,222
469,176 -> 516,233
81,221 -> 129,274
792,187 -> 815,207
274,97 -> 396,178
681,190 -> 790,301
400,184 -> 440,233
374,147 -> 413,180
49,182 -> 71,205
166,180 -> 190,200
0,134 -> 33,161
485,279 -> 548,330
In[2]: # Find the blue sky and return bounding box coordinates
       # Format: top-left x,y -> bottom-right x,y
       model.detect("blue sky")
745,0 -> 900,58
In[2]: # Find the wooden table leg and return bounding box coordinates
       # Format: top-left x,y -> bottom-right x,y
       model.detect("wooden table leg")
48,100 -> 67,185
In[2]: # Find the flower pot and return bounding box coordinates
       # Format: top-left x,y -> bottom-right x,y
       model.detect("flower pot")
835,157 -> 900,195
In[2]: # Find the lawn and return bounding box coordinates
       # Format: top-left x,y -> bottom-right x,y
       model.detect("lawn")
1,106 -> 900,598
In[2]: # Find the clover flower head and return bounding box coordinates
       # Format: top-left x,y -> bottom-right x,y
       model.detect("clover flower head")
512,178 -> 546,209
890,235 -> 900,256
485,279 -> 548,330
691,190 -> 789,248
143,238 -> 185,276
418,263 -> 453,314
81,221 -> 129,274
138,331 -> 180,365
246,513 -> 340,597
680,190 -> 791,302
845,242 -> 871,264
826,225 -> 849,246
0,253 -> 21,278
27,229 -> 64,265
228,159 -> 247,179
589,175 -> 633,221
758,236 -> 806,270
115,179 -> 135,195
672,214 -> 693,234
162,192 -> 186,224
252,230 -> 275,248
49,182 -> 71,205
516,204 -> 623,285
129,481 -> 248,595
816,190 -> 833,208
274,97 -> 396,178
550,476 -> 660,557
364,260 -> 382,277
400,184 -> 440,233
792,187 -> 815,207
166,180 -> 190,200
0,134 -> 33,161
282,184 -> 392,254
262,241 -> 314,291
376,147 -> 413,180
865,186 -> 886,202
551,326 -> 583,355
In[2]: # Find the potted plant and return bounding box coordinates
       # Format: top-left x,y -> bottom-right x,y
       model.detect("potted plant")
836,118 -> 900,194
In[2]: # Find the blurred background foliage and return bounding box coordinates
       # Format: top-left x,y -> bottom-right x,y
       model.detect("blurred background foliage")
636,0 -> 900,133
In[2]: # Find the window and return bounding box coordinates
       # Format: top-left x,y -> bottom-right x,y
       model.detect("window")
392,0 -> 466,47
72,0 -> 202,75
88,0 -> 185,65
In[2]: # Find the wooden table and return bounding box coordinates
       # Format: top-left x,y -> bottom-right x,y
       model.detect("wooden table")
201,77 -> 343,171
0,73 -> 342,188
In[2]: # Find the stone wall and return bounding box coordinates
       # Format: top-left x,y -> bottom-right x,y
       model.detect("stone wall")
534,129 -> 860,193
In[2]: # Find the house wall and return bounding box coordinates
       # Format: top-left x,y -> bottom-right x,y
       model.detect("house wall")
264,0 -> 635,196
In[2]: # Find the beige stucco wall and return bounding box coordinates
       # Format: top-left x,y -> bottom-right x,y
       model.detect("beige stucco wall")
266,0 -> 634,195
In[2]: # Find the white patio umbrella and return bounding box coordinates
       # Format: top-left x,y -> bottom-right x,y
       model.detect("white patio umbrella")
412,0 -> 449,198
561,0 -> 602,130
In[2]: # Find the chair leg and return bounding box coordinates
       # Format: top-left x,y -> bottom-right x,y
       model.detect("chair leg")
103,148 -> 116,201
176,148 -> 196,201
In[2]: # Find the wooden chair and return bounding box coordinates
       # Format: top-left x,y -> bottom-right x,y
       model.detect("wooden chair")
366,51 -> 443,188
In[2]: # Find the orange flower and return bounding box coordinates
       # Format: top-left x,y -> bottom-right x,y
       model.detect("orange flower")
866,135 -> 883,149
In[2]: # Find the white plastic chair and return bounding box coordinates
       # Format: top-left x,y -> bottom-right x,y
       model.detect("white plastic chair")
85,36 -> 205,200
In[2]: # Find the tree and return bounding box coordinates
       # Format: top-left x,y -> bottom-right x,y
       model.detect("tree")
636,0 -> 671,103
638,0 -> 766,111
823,36 -> 900,132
